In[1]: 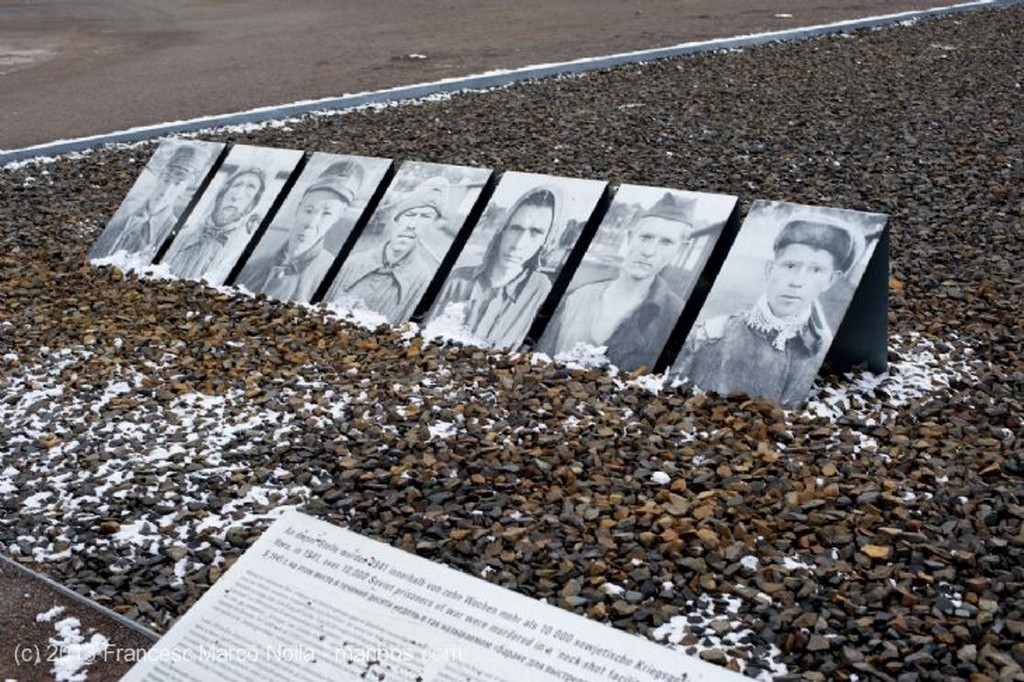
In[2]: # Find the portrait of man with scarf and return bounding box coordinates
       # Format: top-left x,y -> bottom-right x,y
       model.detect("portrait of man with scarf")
672,217 -> 863,408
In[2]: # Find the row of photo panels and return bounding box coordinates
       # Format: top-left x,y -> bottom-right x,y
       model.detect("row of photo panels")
89,138 -> 887,408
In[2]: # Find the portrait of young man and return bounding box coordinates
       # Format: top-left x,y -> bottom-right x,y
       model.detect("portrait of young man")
89,139 -> 223,266
327,175 -> 448,323
324,162 -> 491,324
161,145 -> 302,284
431,186 -> 557,347
237,158 -> 369,302
426,172 -> 606,349
537,187 -> 735,372
671,201 -> 885,408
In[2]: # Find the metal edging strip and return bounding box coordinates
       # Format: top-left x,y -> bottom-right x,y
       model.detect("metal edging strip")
0,554 -> 162,642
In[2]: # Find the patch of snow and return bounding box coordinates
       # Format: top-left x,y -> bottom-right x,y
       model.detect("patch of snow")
428,421 -> 458,440
22,491 -> 53,509
48,616 -> 109,682
171,556 -> 190,587
626,372 -> 665,394
321,299 -> 390,331
650,471 -> 671,485
89,379 -> 134,414
939,582 -> 965,608
36,605 -> 66,622
600,582 -> 625,596
653,593 -> 787,680
807,333 -> 981,421
33,544 -> 73,562
560,415 -> 583,431
551,342 -> 612,371
782,556 -> 816,571
0,465 -> 17,495
421,302 -> 490,348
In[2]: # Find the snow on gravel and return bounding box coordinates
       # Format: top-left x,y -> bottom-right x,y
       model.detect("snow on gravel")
0,259 -> 987,680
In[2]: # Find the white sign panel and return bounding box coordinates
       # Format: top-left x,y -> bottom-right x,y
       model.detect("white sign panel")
122,510 -> 745,682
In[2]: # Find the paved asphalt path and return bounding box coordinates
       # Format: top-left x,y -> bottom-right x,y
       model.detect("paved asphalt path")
0,0 -> 944,151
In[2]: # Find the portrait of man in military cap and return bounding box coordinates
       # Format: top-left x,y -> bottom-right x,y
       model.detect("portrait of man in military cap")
324,161 -> 491,324
537,186 -> 736,372
670,200 -> 887,408
89,139 -> 223,266
236,153 -> 390,303
161,144 -> 303,284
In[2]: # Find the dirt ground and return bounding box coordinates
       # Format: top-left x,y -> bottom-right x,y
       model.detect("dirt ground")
0,0 -> 943,150
0,558 -> 156,682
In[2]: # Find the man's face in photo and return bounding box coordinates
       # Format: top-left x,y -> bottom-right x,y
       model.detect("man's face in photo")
288,189 -> 346,259
151,162 -> 195,210
765,243 -> 838,318
623,215 -> 688,281
496,203 -> 553,269
388,206 -> 438,259
213,172 -> 261,226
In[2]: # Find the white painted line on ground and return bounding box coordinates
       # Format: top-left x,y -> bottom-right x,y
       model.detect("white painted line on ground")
1,0 -> 1018,165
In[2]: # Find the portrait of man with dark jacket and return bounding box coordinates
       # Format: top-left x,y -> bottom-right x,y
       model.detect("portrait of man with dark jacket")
538,191 -> 699,372
327,176 -> 449,323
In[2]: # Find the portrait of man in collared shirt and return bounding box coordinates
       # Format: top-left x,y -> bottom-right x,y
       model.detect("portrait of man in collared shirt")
89,139 -> 223,268
430,187 -> 556,348
323,162 -> 491,324
536,185 -> 736,373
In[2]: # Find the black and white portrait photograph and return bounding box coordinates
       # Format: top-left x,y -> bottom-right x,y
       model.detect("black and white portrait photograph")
670,199 -> 888,408
536,185 -> 737,373
234,152 -> 391,303
425,171 -> 607,349
160,144 -> 303,284
322,161 -> 492,324
88,138 -> 224,267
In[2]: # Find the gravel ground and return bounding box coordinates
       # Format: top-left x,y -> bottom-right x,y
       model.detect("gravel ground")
1,5 -> 1022,681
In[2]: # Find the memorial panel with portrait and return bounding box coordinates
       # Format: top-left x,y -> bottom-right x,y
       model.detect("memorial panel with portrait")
89,138 -> 224,269
536,185 -> 737,372
669,200 -> 888,408
425,171 -> 607,349
322,161 -> 492,324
